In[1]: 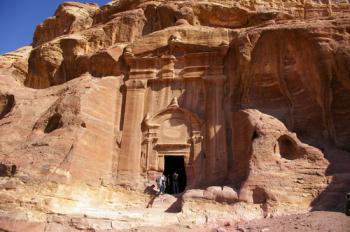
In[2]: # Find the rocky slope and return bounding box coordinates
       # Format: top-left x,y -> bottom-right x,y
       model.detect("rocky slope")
0,0 -> 350,231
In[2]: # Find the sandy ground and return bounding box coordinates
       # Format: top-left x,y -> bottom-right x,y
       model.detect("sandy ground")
120,211 -> 350,232
227,211 -> 350,232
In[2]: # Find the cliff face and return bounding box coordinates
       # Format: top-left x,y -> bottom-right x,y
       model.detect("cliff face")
0,0 -> 350,231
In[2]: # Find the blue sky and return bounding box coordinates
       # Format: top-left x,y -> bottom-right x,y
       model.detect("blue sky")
0,0 -> 110,54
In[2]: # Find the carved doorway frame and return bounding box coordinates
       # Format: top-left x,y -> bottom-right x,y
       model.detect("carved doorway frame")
141,99 -> 203,188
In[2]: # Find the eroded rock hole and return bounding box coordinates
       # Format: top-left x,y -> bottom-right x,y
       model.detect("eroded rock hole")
252,130 -> 259,140
0,94 -> 15,119
0,164 -> 16,177
164,155 -> 187,194
253,187 -> 267,204
44,113 -> 63,133
278,136 -> 298,160
0,164 -> 7,176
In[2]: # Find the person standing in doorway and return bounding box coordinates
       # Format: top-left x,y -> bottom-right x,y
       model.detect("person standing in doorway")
172,171 -> 179,194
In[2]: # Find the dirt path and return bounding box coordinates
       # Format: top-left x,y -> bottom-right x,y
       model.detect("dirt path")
119,211 -> 350,232
227,211 -> 350,232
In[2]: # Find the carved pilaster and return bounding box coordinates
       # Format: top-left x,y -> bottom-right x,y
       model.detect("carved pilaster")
160,55 -> 176,79
117,79 -> 147,185
204,74 -> 228,181
188,131 -> 204,187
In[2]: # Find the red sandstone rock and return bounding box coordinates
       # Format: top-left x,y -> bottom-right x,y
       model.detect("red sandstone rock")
33,2 -> 99,46
0,46 -> 32,83
0,0 -> 350,231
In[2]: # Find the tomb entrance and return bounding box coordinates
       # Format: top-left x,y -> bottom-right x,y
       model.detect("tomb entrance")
164,155 -> 186,194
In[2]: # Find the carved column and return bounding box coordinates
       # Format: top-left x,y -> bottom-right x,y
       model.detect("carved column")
189,132 -> 203,187
117,79 -> 147,184
204,74 -> 227,181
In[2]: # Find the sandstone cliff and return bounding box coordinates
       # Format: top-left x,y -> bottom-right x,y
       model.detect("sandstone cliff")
0,0 -> 350,231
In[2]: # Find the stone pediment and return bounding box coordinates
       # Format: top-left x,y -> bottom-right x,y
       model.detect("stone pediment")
143,98 -> 203,132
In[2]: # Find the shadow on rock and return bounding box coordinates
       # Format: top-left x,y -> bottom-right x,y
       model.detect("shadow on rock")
311,148 -> 350,213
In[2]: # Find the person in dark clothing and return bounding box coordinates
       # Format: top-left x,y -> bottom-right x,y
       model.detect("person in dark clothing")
172,171 -> 179,194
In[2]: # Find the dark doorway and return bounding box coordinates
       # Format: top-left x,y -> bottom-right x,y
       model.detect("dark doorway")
164,155 -> 187,194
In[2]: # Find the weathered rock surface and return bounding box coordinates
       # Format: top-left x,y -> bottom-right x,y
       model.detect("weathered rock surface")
0,46 -> 32,83
0,0 -> 350,231
231,110 -> 329,214
33,2 -> 99,46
